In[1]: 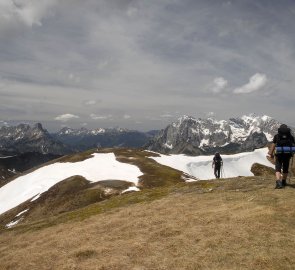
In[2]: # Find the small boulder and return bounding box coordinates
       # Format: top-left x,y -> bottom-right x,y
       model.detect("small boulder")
251,163 -> 275,177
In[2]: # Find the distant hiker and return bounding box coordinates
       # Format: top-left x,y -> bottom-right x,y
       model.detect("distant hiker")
212,152 -> 223,179
268,124 -> 295,189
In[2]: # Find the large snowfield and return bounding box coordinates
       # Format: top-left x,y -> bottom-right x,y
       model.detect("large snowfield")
0,153 -> 142,215
0,148 -> 274,216
152,148 -> 274,180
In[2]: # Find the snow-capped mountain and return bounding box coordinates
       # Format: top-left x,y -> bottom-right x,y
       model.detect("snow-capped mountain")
0,123 -> 70,155
53,127 -> 154,151
57,127 -> 108,136
146,114 -> 287,155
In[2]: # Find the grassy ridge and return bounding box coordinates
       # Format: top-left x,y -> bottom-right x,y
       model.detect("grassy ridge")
1,175 -> 295,269
1,148 -> 295,269
0,148 -> 184,228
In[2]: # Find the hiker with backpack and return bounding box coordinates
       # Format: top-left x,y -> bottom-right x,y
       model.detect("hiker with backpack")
212,152 -> 223,179
268,124 -> 295,189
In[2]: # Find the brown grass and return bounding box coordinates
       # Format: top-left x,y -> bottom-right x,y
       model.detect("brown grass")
1,175 -> 295,270
0,148 -> 184,228
111,148 -> 183,188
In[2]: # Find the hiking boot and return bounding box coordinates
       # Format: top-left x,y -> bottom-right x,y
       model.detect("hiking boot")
275,180 -> 283,189
282,179 -> 287,186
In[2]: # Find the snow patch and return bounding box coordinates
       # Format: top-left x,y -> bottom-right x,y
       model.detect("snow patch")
121,186 -> 140,194
199,139 -> 209,147
6,218 -> 23,228
0,153 -> 143,215
15,209 -> 29,217
164,143 -> 173,149
203,129 -> 210,135
143,150 -> 159,155
261,115 -> 271,121
264,132 -> 273,142
31,193 -> 41,202
152,148 -> 273,180
8,169 -> 16,174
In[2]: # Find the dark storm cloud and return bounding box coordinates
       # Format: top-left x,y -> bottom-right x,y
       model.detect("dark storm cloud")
0,0 -> 295,131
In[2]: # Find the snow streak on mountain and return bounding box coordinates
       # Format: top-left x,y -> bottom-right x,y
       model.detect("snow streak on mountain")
146,114 -> 285,155
0,123 -> 69,155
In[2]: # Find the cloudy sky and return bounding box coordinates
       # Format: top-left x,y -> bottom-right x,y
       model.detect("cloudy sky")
1,0 -> 295,131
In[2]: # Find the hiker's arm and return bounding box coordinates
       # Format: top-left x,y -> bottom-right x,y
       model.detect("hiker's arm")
268,143 -> 275,157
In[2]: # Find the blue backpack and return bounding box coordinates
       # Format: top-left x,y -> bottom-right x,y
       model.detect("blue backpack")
275,125 -> 294,154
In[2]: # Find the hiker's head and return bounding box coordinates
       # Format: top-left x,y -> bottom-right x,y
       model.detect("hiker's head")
278,124 -> 290,133
279,124 -> 288,129
215,152 -> 220,157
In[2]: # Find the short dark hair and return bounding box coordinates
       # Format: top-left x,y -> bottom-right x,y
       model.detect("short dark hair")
280,124 -> 288,129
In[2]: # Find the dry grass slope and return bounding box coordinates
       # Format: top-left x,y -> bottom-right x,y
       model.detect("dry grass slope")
1,148 -> 295,269
1,174 -> 295,270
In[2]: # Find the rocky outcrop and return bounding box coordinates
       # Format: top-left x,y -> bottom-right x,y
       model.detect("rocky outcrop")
146,114 -> 289,155
251,163 -> 275,177
0,123 -> 70,155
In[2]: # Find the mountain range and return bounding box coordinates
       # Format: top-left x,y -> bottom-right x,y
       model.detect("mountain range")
52,127 -> 156,152
0,124 -> 156,182
146,114 -> 289,155
0,114 -> 292,160
0,123 -> 70,156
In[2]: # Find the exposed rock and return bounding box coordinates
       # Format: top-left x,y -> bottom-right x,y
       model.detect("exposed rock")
146,114 -> 292,155
0,123 -> 70,155
251,163 -> 275,177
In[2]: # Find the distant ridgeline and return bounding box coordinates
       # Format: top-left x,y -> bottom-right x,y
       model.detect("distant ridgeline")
0,123 -> 70,155
146,114 -> 293,155
0,123 -> 158,155
0,123 -> 157,181
52,127 -> 156,152
0,114 -> 293,159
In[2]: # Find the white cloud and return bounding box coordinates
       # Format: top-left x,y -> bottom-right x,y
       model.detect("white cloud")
123,114 -> 131,119
90,113 -> 112,120
1,1 -> 295,130
207,112 -> 215,118
210,77 -> 228,93
233,73 -> 267,94
0,0 -> 58,28
0,120 -> 9,126
85,100 -> 97,105
55,114 -> 79,122
160,114 -> 173,118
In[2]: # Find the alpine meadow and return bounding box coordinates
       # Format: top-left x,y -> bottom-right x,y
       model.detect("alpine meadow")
1,1 -> 295,270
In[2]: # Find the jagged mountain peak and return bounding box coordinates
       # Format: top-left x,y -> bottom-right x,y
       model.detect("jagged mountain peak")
0,123 -> 70,155
146,114 -> 284,155
33,123 -> 44,130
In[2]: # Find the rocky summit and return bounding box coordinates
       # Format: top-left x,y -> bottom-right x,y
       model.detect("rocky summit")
0,123 -> 70,155
146,114 -> 287,155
